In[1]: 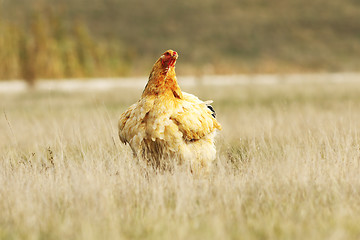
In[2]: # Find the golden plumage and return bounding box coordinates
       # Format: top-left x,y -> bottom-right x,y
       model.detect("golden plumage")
118,50 -> 221,172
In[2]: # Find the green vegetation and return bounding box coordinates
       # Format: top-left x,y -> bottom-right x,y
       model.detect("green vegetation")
1,82 -> 360,239
1,0 -> 360,82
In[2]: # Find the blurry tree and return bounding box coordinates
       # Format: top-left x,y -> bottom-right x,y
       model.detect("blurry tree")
1,0 -> 360,81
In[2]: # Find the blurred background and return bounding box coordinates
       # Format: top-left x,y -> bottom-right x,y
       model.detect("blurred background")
1,0 -> 360,85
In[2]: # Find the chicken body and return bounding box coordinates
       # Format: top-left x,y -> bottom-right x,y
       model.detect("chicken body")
118,50 -> 221,171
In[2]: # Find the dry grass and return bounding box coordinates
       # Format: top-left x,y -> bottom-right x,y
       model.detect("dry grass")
0,12 -> 131,82
1,81 -> 360,239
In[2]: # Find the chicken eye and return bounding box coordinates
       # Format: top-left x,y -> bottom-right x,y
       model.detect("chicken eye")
165,52 -> 170,56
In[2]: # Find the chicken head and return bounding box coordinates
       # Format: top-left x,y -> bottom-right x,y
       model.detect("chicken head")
161,50 -> 178,69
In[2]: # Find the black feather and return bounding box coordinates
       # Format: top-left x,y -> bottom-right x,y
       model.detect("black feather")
207,105 -> 216,118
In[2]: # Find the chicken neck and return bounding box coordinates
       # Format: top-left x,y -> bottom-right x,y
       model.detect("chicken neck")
142,62 -> 183,99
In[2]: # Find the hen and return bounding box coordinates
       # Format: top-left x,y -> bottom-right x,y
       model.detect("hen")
118,50 -> 221,172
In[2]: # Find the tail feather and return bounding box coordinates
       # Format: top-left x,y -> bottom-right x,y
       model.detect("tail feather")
207,104 -> 216,118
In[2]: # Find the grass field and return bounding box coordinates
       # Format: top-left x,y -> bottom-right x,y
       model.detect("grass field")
1,81 -> 360,239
